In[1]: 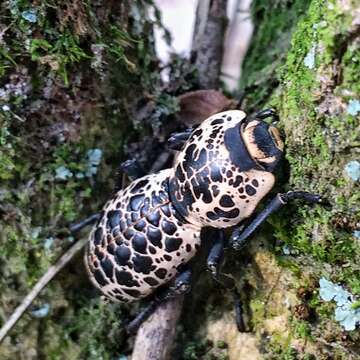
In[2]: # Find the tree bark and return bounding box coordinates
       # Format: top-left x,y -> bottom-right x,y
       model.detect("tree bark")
131,297 -> 184,360
192,0 -> 228,89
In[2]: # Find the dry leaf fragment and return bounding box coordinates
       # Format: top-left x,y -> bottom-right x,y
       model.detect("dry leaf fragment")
176,90 -> 236,126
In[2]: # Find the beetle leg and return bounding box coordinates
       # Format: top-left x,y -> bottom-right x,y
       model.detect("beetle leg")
233,288 -> 246,332
231,191 -> 323,250
120,159 -> 146,181
207,230 -> 246,332
243,108 -> 279,126
114,159 -> 146,192
126,268 -> 192,334
69,213 -> 100,233
206,230 -> 229,281
167,128 -> 193,151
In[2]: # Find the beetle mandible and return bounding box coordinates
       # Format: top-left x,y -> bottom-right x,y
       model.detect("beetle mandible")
85,109 -> 322,332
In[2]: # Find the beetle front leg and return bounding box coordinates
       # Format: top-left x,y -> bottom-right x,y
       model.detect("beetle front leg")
207,230 -> 246,332
207,230 -> 234,289
254,108 -> 277,120
231,191 -> 323,250
126,268 -> 192,334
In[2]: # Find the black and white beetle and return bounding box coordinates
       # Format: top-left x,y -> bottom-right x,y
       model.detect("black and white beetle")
85,109 -> 322,332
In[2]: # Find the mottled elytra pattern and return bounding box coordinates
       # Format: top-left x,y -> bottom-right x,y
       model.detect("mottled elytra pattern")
86,109 -> 280,302
169,110 -> 275,228
86,169 -> 201,302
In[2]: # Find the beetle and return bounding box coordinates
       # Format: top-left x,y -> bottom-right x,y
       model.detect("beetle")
85,109 -> 322,332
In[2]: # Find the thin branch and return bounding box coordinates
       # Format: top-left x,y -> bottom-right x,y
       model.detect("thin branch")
0,214 -> 99,344
131,296 -> 184,360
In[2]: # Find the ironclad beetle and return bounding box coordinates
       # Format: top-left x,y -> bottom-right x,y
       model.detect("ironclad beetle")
85,109 -> 322,332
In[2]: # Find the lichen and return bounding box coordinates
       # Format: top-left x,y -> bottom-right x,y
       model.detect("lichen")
196,0 -> 359,358
319,278 -> 360,331
264,0 -> 360,355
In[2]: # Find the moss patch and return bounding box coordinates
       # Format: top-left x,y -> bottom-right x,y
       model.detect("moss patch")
0,0 -> 169,358
265,0 -> 360,356
240,0 -> 312,109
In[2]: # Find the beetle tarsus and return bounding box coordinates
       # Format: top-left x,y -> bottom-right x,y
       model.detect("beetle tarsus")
126,300 -> 159,334
244,108 -> 279,126
281,191 -> 323,204
233,289 -> 247,332
254,108 -> 277,120
207,231 -> 225,272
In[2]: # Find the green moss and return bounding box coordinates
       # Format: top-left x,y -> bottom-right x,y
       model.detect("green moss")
250,299 -> 265,328
265,334 -> 296,360
0,1 -> 165,358
0,114 -> 16,180
29,32 -> 90,86
240,0 -> 312,108
216,340 -> 227,349
182,339 -> 229,360
275,256 -> 301,276
291,319 -> 313,341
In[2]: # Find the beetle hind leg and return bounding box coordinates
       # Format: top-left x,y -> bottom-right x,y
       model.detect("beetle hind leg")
126,268 -> 192,334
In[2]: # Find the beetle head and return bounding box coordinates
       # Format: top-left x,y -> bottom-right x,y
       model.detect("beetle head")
241,118 -> 284,172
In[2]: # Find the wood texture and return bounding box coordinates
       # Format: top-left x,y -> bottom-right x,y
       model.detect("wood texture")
131,296 -> 184,360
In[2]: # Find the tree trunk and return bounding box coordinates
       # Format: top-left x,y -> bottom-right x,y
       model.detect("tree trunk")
180,1 -> 360,359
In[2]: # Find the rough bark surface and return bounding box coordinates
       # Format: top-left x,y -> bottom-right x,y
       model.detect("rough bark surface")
193,0 -> 228,89
132,297 -> 184,360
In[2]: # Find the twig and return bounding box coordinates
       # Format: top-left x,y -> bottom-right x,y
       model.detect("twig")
0,214 -> 99,344
131,296 -> 184,360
